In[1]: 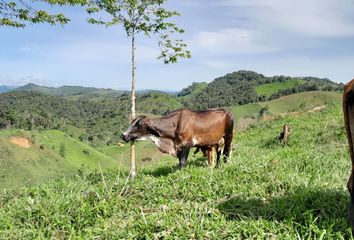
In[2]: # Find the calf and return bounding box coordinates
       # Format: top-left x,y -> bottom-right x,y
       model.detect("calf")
279,124 -> 291,145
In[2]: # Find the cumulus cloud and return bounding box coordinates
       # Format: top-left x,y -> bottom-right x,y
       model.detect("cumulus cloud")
192,28 -> 277,55
185,0 -> 354,78
218,0 -> 354,37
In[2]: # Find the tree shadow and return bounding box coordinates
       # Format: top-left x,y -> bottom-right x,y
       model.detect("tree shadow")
217,187 -> 350,233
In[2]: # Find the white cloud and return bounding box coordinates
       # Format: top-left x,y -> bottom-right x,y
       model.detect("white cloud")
192,28 -> 276,55
218,0 -> 354,37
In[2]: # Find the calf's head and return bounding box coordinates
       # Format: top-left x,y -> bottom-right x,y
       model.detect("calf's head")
121,116 -> 150,142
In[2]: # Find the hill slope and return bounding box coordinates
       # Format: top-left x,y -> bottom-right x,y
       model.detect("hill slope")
0,129 -> 117,189
255,79 -> 306,97
0,103 -> 351,238
230,91 -> 342,130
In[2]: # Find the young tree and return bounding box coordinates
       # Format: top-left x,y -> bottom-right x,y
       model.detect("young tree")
86,0 -> 191,178
0,0 -> 85,27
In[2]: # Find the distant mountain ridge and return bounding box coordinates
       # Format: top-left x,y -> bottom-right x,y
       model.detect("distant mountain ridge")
0,85 -> 17,93
7,70 -> 342,104
15,83 -> 125,98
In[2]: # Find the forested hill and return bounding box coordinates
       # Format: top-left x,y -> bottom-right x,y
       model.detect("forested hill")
5,71 -> 342,108
0,91 -> 183,146
178,71 -> 343,109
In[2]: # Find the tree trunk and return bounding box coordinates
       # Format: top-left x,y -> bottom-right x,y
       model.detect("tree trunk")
130,28 -> 137,178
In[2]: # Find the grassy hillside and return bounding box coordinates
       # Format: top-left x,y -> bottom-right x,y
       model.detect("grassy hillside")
255,79 -> 306,97
230,91 -> 342,130
0,91 -> 342,189
0,102 -> 351,238
0,129 -> 117,189
138,92 -> 184,115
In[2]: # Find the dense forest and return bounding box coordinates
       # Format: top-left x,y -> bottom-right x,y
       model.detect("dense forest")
0,70 -> 343,146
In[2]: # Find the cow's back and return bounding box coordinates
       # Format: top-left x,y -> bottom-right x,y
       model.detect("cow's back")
176,109 -> 233,146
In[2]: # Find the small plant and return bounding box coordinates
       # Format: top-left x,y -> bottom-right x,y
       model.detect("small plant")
83,149 -> 90,155
59,143 -> 66,158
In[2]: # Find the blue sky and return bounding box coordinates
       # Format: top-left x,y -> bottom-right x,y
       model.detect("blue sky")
1,0 -> 354,91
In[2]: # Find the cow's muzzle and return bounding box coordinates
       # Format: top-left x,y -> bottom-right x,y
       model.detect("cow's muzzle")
121,134 -> 131,142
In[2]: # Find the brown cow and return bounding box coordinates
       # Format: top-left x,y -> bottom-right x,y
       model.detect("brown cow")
343,78 -> 354,231
121,108 -> 234,168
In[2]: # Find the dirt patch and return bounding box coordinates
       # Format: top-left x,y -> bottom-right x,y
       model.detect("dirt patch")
307,105 -> 326,113
10,137 -> 31,148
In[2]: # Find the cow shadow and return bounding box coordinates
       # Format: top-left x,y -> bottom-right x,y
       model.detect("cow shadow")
187,156 -> 209,168
142,156 -> 208,177
216,187 -> 351,234
143,165 -> 178,177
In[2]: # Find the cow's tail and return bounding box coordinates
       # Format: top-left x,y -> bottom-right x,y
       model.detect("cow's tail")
223,111 -> 234,163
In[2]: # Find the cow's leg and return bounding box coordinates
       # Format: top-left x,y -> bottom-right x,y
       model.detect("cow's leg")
178,145 -> 191,168
216,144 -> 222,165
223,119 -> 234,163
206,146 -> 215,167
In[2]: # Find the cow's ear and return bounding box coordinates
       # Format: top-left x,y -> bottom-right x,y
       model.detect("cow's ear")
131,115 -> 146,124
146,120 -> 161,137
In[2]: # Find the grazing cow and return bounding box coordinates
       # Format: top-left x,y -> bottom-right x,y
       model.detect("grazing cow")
121,108 -> 234,168
343,78 -> 354,231
279,124 -> 291,145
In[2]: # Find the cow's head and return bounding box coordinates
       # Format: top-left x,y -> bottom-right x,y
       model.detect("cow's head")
121,116 -> 150,142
